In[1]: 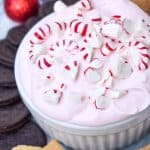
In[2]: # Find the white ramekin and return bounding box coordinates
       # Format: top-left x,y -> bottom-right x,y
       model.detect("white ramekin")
15,14 -> 150,150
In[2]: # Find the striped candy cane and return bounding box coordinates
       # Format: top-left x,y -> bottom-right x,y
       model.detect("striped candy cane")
36,55 -> 54,69
100,42 -> 116,56
70,19 -> 91,36
78,0 -> 93,11
50,39 -> 79,52
63,60 -> 80,81
29,44 -> 46,63
129,41 -> 150,71
30,24 -> 51,45
51,21 -> 67,34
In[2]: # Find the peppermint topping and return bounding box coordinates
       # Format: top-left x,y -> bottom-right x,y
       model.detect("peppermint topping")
28,0 -> 150,108
43,89 -> 62,105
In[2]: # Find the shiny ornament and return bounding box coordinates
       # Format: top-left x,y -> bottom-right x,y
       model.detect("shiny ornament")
4,0 -> 39,22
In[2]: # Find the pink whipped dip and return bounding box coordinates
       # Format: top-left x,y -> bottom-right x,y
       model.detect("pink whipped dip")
19,0 -> 150,126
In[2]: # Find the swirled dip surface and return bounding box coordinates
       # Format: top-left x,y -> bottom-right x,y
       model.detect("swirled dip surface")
19,0 -> 150,126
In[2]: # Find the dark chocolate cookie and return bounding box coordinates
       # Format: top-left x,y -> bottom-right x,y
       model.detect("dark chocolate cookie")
25,16 -> 40,30
7,25 -> 27,46
62,0 -> 78,6
38,0 -> 56,18
0,64 -> 16,87
0,87 -> 19,107
0,40 -> 17,68
0,101 -> 29,133
0,121 -> 46,150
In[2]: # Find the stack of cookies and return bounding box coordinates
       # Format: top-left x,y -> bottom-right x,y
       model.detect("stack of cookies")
0,1 -> 78,149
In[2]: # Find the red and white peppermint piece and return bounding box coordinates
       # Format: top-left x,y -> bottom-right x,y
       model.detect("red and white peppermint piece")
52,21 -> 67,34
129,41 -> 150,71
100,42 -> 116,56
36,55 -> 53,69
94,95 -> 111,110
84,67 -> 101,83
53,0 -> 67,13
90,58 -> 103,69
70,19 -> 91,36
68,92 -> 84,103
30,24 -> 51,45
50,39 -> 79,54
80,47 -> 93,62
99,69 -> 114,88
43,89 -> 62,105
29,44 -> 46,63
41,73 -> 55,85
110,15 -> 123,25
63,60 -> 80,80
111,57 -> 133,79
88,9 -> 102,24
78,0 -> 93,11
87,32 -> 103,48
76,9 -> 84,18
102,23 -> 123,39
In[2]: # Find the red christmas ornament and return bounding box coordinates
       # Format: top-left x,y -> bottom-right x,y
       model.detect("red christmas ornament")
4,0 -> 39,22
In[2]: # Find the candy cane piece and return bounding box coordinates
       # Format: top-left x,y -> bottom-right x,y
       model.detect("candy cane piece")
99,69 -> 114,88
94,95 -> 111,110
87,32 -> 103,48
36,55 -> 53,69
88,10 -> 102,24
102,23 -> 123,39
30,24 -> 51,45
53,0 -> 67,13
84,67 -> 101,83
70,19 -> 91,36
80,47 -> 93,62
90,58 -> 104,69
78,0 -> 93,10
43,89 -> 62,105
51,21 -> 67,35
100,42 -> 116,56
111,57 -> 133,79
63,60 -> 80,80
129,41 -> 150,71
29,44 -> 46,63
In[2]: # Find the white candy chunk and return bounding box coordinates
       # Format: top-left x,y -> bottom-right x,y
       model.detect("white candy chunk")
91,87 -> 106,100
112,57 -> 132,79
84,68 -> 101,83
106,89 -> 127,99
102,23 -> 123,39
90,59 -> 103,69
123,19 -> 135,34
88,32 -> 103,48
43,89 -> 62,105
63,61 -> 80,81
95,95 -> 111,109
69,92 -> 84,103
104,76 -> 113,88
54,0 -> 67,13
29,44 -> 46,63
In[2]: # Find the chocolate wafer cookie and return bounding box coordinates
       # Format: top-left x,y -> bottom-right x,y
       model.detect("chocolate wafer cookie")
0,64 -> 16,87
25,16 -> 40,30
62,0 -> 78,6
0,101 -> 29,133
0,121 -> 46,150
7,25 -> 27,47
38,0 -> 56,18
0,40 -> 17,68
0,87 -> 19,107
